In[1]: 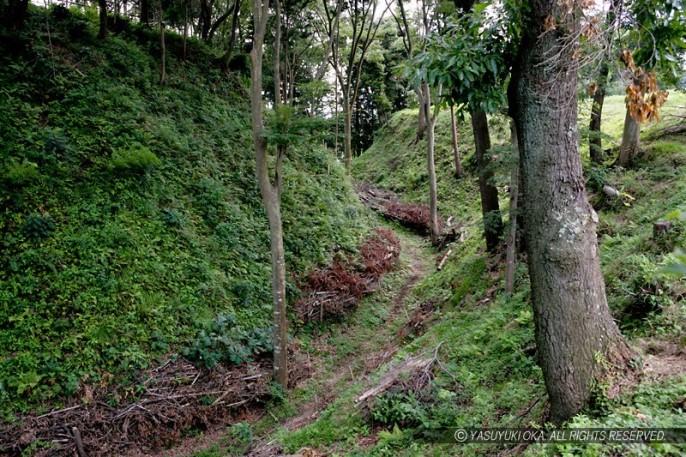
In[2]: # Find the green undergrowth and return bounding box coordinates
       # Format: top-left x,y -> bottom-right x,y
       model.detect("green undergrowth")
268,97 -> 686,455
0,6 -> 369,417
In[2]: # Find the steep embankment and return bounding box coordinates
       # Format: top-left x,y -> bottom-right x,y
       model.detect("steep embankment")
0,6 -> 368,418
262,100 -> 686,456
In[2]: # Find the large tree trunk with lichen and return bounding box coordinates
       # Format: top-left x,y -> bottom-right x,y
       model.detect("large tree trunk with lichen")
471,109 -> 502,252
251,0 -> 288,389
618,109 -> 641,167
510,0 -> 634,424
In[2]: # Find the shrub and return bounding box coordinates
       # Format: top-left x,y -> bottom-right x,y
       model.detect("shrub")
23,213 -> 55,240
110,144 -> 161,172
3,159 -> 39,185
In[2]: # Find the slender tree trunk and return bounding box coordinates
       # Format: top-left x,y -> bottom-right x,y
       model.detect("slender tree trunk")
588,63 -> 608,163
343,97 -> 352,168
618,108 -> 641,167
250,0 -> 288,389
416,86 -> 428,142
450,105 -> 463,178
471,109 -> 502,252
423,83 -> 440,245
510,0 -> 635,424
220,0 -> 241,73
98,0 -> 108,38
274,0 -> 282,105
588,0 -> 619,164
140,0 -> 151,25
182,0 -> 188,60
158,0 -> 166,84
504,120 -> 519,295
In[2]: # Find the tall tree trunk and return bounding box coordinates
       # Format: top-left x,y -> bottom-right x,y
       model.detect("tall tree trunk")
140,0 -> 151,25
343,97 -> 352,169
588,63 -> 608,163
471,109 -> 502,252
182,0 -> 188,60
2,0 -> 30,30
274,0 -> 282,106
416,86 -> 428,142
250,0 -> 288,389
588,0 -> 619,164
510,0 -> 635,424
450,105 -> 463,178
618,108 -> 641,167
158,0 -> 166,84
504,120 -> 519,295
98,0 -> 108,38
220,0 -> 241,73
423,83 -> 440,245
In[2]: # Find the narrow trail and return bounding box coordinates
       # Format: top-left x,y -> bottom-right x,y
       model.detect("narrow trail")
165,227 -> 435,457
281,235 -> 431,434
241,228 -> 434,457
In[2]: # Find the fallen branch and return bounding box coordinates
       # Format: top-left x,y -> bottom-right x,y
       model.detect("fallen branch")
437,249 -> 452,271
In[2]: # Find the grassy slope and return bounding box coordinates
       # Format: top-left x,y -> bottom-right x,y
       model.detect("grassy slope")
0,7 -> 369,416
272,93 -> 686,455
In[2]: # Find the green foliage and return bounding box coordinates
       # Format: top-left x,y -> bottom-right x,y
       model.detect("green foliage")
3,159 -> 40,185
23,213 -> 55,240
0,7 -> 368,414
409,4 -> 518,114
372,392 -> 429,428
109,144 -> 161,172
182,312 -> 272,368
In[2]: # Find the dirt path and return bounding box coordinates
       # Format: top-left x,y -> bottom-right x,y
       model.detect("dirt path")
280,236 -> 431,434
163,228 -> 434,457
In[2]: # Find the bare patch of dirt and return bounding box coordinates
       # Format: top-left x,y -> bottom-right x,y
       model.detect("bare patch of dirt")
636,338 -> 686,381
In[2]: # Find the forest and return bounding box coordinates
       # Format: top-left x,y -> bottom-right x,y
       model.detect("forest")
0,0 -> 685,455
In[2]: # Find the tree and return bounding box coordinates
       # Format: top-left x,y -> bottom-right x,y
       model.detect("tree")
450,105 -> 463,178
158,0 -> 166,84
250,0 -> 289,389
327,0 -> 390,168
617,0 -> 684,167
415,4 -> 511,252
98,0 -> 109,38
1,0 -> 30,30
509,0 -> 635,423
587,0 -> 621,164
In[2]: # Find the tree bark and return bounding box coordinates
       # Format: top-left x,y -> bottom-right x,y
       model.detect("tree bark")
158,0 -> 166,85
510,0 -> 635,424
343,97 -> 353,168
588,64 -> 608,163
416,86 -> 428,142
618,108 -> 641,167
471,109 -> 502,252
588,0 -> 620,164
250,0 -> 288,389
504,120 -> 519,295
220,0 -> 242,73
422,83 -> 440,245
450,105 -> 463,178
98,0 -> 108,38
140,0 -> 151,26
2,0 -> 30,31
